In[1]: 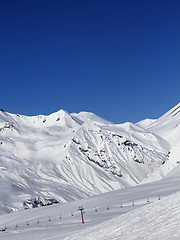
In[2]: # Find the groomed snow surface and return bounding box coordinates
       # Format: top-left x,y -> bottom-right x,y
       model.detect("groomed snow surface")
0,171 -> 180,240
67,193 -> 180,240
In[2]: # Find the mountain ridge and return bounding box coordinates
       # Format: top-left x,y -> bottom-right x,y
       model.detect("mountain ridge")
0,104 -> 179,214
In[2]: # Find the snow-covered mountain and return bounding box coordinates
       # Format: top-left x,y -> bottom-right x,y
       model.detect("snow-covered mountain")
0,103 -> 179,214
137,102 -> 180,183
137,102 -> 180,145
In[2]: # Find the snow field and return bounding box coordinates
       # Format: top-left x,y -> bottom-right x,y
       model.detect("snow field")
0,173 -> 180,239
65,192 -> 180,240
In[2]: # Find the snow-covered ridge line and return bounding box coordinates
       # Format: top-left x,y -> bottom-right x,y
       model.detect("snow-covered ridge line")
166,102 -> 180,117
0,103 -> 179,215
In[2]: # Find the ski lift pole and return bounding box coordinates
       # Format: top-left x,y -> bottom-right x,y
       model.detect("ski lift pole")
78,206 -> 85,224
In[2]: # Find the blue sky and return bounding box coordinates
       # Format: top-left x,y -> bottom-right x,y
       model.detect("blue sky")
0,0 -> 180,123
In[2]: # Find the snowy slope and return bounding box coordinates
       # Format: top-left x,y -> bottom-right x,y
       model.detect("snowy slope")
137,102 -> 180,146
137,102 -> 180,182
66,193 -> 180,240
0,169 -> 179,240
142,145 -> 180,183
0,108 -> 170,214
0,103 -> 180,239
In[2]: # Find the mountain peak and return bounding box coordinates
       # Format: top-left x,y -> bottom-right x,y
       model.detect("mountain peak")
72,111 -> 113,126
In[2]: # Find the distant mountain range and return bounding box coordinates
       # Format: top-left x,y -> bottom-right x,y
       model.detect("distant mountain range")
0,102 -> 179,214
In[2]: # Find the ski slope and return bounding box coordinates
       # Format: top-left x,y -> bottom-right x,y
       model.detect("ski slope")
66,192 -> 180,240
0,169 -> 179,239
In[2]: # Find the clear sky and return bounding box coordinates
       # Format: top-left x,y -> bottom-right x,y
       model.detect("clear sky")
0,0 -> 180,123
